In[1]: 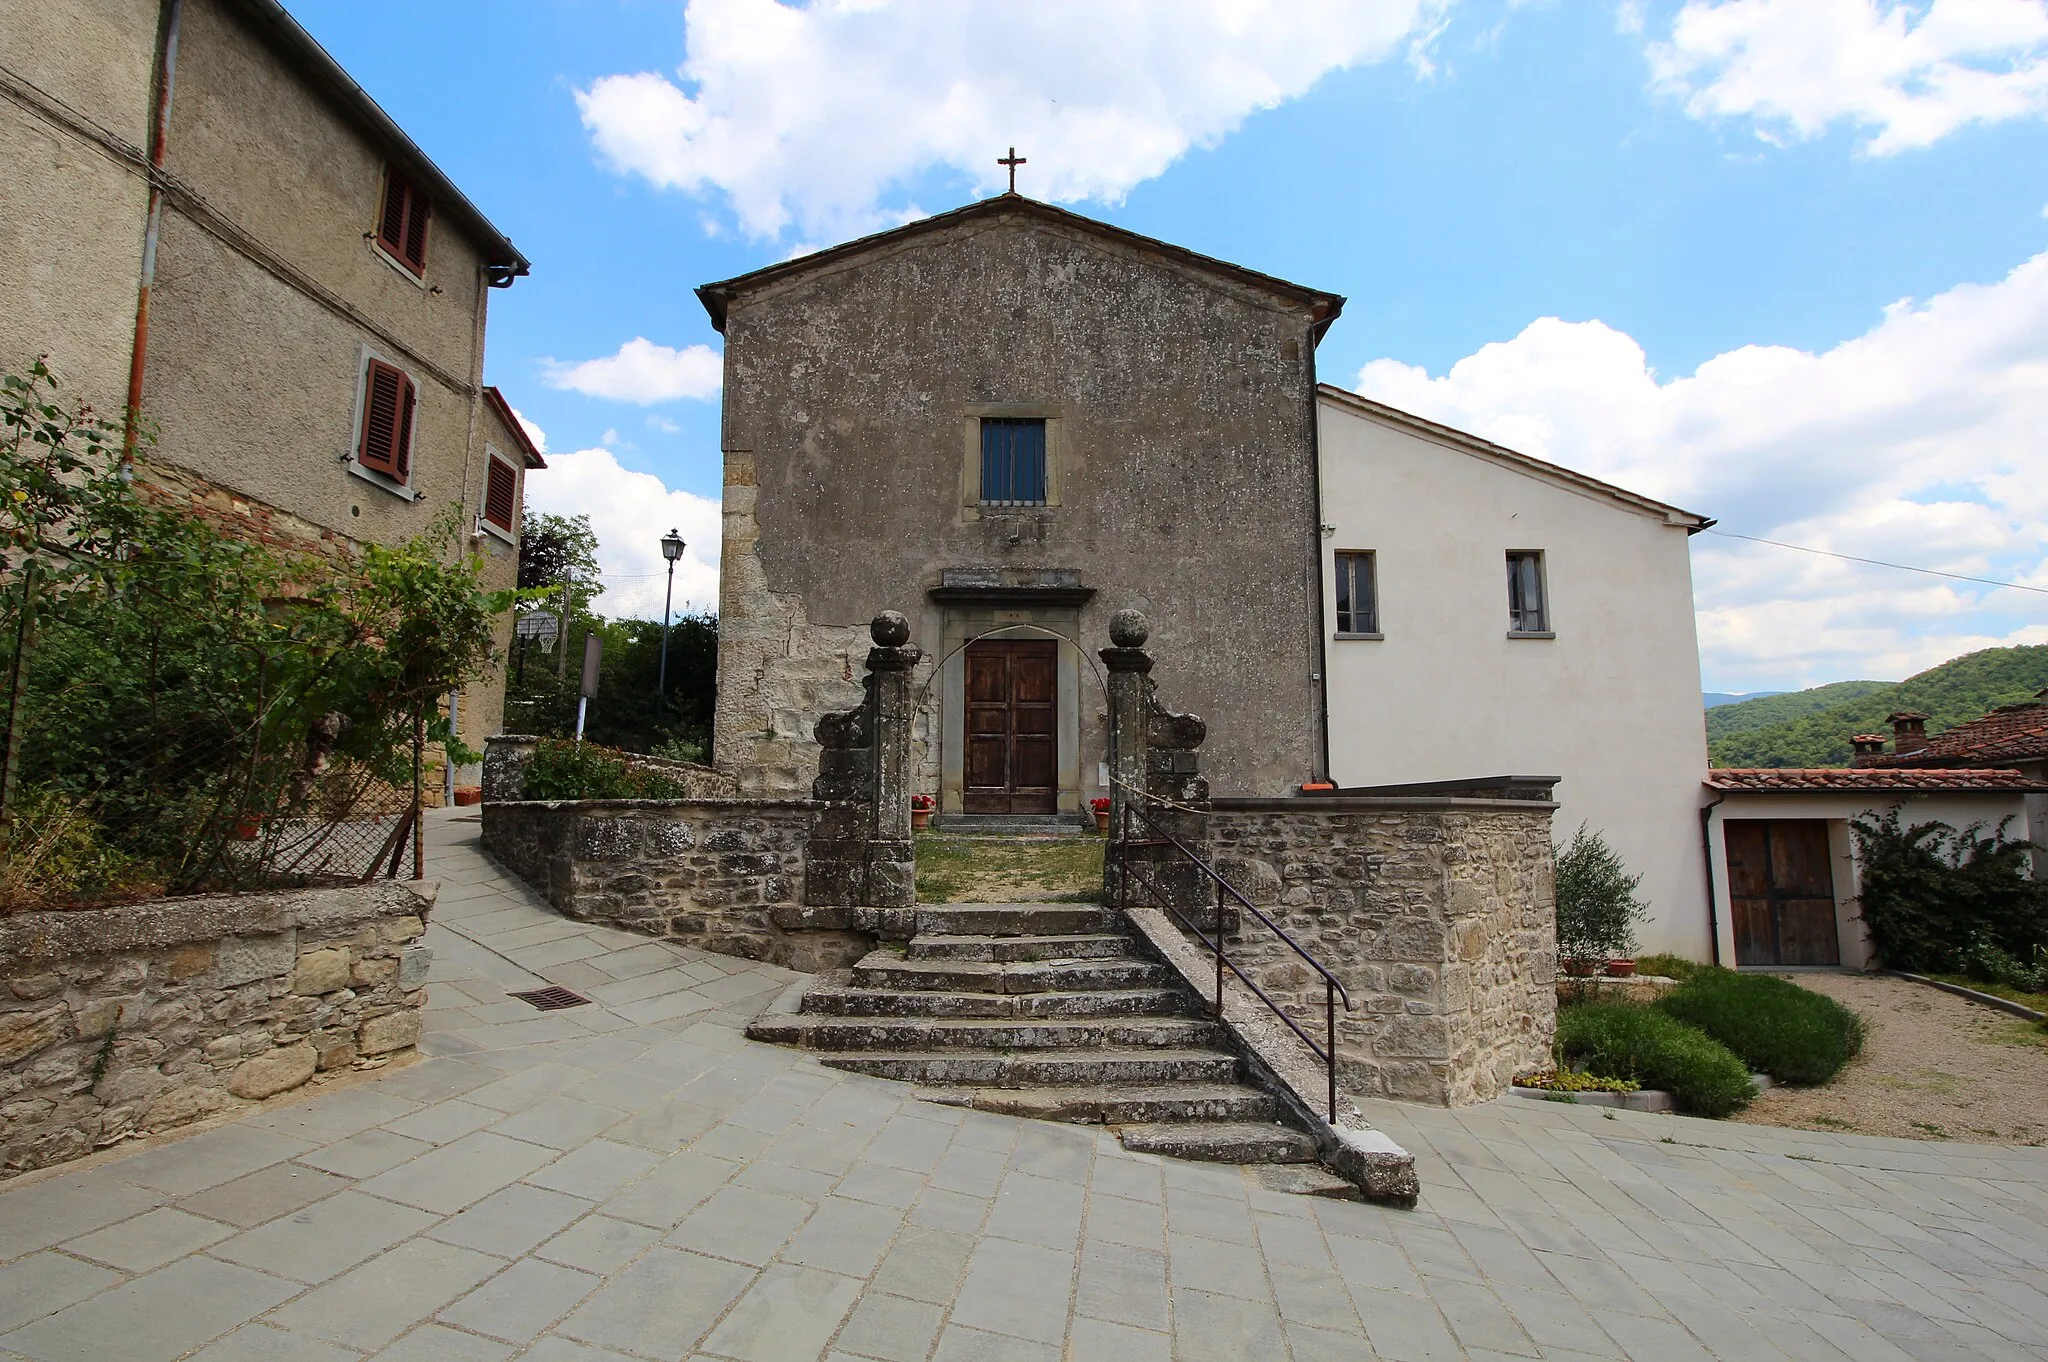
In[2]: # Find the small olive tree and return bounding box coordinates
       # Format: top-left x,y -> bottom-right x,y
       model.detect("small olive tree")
1554,824 -> 1647,967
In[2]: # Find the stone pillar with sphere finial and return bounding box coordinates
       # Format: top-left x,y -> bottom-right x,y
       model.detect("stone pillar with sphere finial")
1099,609 -> 1211,913
864,610 -> 921,908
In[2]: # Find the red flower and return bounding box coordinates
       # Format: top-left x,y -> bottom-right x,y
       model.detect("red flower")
1090,796 -> 1111,812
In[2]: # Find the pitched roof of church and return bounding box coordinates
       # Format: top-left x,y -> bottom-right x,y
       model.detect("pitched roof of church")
1317,385 -> 1713,531
695,194 -> 1346,337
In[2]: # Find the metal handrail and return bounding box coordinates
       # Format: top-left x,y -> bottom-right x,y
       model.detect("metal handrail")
1113,793 -> 1353,1121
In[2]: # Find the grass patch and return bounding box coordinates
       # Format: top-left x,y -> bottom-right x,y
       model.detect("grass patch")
1633,953 -> 1703,981
1926,973 -> 2048,1015
1556,1003 -> 1757,1118
914,834 -> 1104,903
1653,968 -> 1865,1084
1809,1115 -> 1855,1130
1980,1019 -> 2048,1049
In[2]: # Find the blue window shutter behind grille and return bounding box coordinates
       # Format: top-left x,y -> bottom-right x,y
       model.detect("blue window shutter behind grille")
980,419 -> 1046,504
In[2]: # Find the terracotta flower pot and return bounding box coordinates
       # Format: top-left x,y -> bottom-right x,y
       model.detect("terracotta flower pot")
1604,959 -> 1637,978
453,786 -> 483,807
1093,809 -> 1111,832
910,809 -> 932,831
1562,957 -> 1601,978
229,812 -> 263,842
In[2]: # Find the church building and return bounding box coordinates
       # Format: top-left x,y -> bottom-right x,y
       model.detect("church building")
702,194 -> 1342,814
701,189 -> 1721,956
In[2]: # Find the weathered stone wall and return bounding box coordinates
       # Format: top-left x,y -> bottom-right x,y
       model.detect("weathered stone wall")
712,202 -> 1331,799
1206,798 -> 1557,1107
481,799 -> 868,971
1,880 -> 435,1178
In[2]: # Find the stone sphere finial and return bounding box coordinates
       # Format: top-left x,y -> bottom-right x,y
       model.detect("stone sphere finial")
870,610 -> 911,647
1108,609 -> 1149,649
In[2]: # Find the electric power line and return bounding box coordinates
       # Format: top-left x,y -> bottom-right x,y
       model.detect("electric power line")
1701,528 -> 2048,597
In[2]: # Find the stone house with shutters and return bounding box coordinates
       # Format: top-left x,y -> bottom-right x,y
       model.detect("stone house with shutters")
1,0 -> 540,759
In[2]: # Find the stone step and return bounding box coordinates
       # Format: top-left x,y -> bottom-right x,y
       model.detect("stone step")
915,904 -> 1118,938
799,983 -> 1191,1020
748,1015 -> 1221,1052
907,933 -> 1135,963
1118,1121 -> 1320,1164
817,1047 -> 1240,1087
852,952 -> 1166,994
953,1082 -> 1277,1125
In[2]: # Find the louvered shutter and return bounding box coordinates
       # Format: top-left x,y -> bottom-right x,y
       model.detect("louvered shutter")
483,453 -> 517,531
375,168 -> 430,276
358,360 -> 416,483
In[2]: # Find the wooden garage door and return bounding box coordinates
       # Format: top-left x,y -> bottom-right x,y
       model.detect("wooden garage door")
1726,820 -> 1840,967
963,640 -> 1057,815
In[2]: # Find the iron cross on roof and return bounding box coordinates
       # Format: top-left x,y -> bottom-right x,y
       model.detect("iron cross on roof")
998,146 -> 1026,194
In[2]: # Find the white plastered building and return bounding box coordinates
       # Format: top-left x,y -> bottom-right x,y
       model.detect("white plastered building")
1313,386 -> 1715,959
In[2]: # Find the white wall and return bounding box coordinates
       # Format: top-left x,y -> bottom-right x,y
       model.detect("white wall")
1704,792 -> 2035,970
1316,394 -> 1713,959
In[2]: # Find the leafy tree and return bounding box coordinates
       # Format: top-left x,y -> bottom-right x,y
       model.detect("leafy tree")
1554,824 -> 1647,965
1851,808 -> 2048,987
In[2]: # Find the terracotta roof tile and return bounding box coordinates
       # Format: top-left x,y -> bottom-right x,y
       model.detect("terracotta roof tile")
1865,702 -> 2048,766
1706,767 -> 2048,793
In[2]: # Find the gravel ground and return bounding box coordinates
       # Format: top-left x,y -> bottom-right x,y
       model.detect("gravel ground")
1737,970 -> 2048,1145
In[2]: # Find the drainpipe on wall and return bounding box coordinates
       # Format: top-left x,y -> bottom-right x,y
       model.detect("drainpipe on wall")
1699,788 -> 1726,966
1305,324 -> 1331,785
125,0 -> 183,457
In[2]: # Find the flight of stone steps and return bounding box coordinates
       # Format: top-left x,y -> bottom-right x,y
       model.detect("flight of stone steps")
748,901 -> 1320,1165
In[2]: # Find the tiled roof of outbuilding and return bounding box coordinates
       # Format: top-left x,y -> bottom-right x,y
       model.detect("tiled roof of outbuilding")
1863,702 -> 2048,767
1706,768 -> 2048,793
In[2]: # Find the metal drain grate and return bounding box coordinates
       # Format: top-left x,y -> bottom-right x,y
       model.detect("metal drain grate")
508,986 -> 592,1011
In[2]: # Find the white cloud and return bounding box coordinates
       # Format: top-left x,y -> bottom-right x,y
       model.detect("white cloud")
543,338 -> 724,404
523,447 -> 721,621
577,0 -> 1452,240
1355,249 -> 2048,688
1649,0 -> 2048,153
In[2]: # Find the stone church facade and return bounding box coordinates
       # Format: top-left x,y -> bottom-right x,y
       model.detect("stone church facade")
703,196 -> 1343,811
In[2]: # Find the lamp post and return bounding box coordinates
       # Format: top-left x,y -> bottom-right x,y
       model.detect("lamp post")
658,528 -> 685,698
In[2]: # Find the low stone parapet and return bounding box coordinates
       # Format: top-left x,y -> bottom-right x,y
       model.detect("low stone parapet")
1,880 -> 436,1178
481,797 -> 873,971
1205,795 -> 1558,1108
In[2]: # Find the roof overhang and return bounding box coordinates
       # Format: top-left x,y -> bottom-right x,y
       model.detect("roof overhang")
483,387 -> 545,468
227,0 -> 529,284
697,194 -> 1344,339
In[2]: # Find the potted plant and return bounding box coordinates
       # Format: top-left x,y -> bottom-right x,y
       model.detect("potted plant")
1090,796 -> 1112,832
910,793 -> 935,831
1554,824 -> 1646,983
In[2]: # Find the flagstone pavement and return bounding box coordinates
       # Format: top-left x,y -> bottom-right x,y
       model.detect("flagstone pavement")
2,808 -> 2046,1362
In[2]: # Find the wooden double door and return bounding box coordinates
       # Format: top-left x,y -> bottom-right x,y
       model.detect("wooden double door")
963,639 -> 1057,814
1726,820 -> 1840,966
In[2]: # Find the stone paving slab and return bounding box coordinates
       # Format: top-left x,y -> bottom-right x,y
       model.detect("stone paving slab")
1,807 -> 2045,1360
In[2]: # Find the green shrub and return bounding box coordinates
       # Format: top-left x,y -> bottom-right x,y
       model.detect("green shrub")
1653,968 -> 1864,1084
1554,824 -> 1647,966
1633,953 -> 1701,981
1556,1003 -> 1757,1117
1851,808 -> 2048,980
522,738 -> 692,801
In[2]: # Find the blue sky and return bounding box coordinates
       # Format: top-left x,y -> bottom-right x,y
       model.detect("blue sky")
289,0 -> 2048,691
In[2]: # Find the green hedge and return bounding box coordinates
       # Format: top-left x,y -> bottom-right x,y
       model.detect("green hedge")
522,739 -> 692,801
1556,1004 -> 1757,1117
1654,969 -> 1864,1084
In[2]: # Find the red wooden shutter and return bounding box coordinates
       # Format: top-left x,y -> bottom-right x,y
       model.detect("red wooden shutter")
358,360 -> 415,482
483,453 -> 517,531
375,168 -> 430,276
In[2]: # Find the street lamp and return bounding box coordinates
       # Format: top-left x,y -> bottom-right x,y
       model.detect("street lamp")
657,528 -> 685,698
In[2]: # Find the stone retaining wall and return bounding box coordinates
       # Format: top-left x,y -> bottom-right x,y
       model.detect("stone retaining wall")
1,880 -> 436,1178
481,799 -> 870,971
1205,797 -> 1556,1107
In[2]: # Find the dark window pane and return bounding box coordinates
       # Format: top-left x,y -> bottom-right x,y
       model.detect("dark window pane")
1336,551 -> 1377,634
981,418 -> 1046,504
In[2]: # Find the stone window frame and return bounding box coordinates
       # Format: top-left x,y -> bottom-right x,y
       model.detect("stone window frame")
475,444 -> 519,546
1332,549 -> 1382,640
960,403 -> 1062,515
